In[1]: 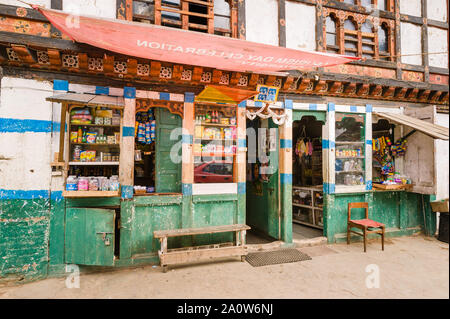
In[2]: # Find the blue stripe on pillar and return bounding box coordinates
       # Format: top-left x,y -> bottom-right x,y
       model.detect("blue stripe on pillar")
0,189 -> 50,199
182,134 -> 193,144
328,102 -> 335,112
309,104 -> 317,110
322,139 -> 335,149
280,173 -> 293,184
280,139 -> 292,149
95,86 -> 109,95
366,104 -> 373,113
238,139 -> 246,148
123,87 -> 136,99
238,100 -> 247,108
366,140 -> 373,145
53,80 -> 68,91
238,182 -> 246,194
323,183 -> 335,194
350,106 -> 357,112
255,101 -> 263,107
182,183 -> 192,195
159,92 -> 170,101
122,126 -> 135,137
366,180 -> 373,190
284,100 -> 293,109
121,185 -> 134,199
185,92 -> 195,103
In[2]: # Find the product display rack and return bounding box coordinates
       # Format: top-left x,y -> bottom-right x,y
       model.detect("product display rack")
292,186 -> 324,229
63,104 -> 122,198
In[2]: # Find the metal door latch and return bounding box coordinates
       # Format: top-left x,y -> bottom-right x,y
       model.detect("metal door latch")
97,232 -> 113,246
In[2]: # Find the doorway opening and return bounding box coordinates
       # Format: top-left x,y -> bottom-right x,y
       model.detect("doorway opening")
292,116 -> 325,240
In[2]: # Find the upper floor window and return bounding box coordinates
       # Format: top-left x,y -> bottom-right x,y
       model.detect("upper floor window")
378,23 -> 390,60
361,20 -> 375,59
344,18 -> 358,56
326,15 -> 339,53
338,0 -> 392,11
132,0 -> 235,37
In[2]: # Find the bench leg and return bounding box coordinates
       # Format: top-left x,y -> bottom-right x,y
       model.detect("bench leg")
162,265 -> 168,273
363,228 -> 367,253
381,227 -> 385,251
241,255 -> 246,262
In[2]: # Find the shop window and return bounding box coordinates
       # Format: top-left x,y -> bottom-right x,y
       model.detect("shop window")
326,15 -> 339,54
361,20 -> 376,59
335,113 -> 365,186
372,119 -> 395,184
377,0 -> 387,11
132,0 -> 236,37
344,18 -> 358,57
343,0 -> 356,4
194,104 -> 237,183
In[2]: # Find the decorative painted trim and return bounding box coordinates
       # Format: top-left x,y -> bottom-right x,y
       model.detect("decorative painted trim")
238,101 -> 247,108
159,92 -> 170,101
327,102 -> 335,112
280,173 -> 293,184
238,182 -> 246,194
121,185 -> 134,199
53,79 -> 68,91
350,105 -> 357,112
309,104 -> 318,110
95,86 -> 109,95
0,118 -> 63,133
322,139 -> 335,149
366,104 -> 373,113
184,92 -> 195,103
323,183 -> 336,194
50,190 -> 63,201
366,139 -> 373,145
280,139 -> 292,149
293,103 -> 327,111
284,100 -> 293,109
238,139 -> 246,148
182,183 -> 193,195
182,134 -> 193,144
122,126 -> 135,137
365,180 -> 373,191
123,87 -> 136,99
0,189 -> 50,200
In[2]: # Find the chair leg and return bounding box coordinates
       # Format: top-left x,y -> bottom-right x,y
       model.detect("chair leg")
381,227 -> 385,251
347,224 -> 350,245
363,228 -> 367,253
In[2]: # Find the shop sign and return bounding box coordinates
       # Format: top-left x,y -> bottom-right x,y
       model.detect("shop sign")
254,85 -> 280,103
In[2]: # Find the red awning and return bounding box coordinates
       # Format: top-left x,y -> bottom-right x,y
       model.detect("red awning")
33,6 -> 359,74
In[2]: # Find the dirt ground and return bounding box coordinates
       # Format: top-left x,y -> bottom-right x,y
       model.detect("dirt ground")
0,235 -> 448,299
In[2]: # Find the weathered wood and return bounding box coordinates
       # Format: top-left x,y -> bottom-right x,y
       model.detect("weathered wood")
154,224 -> 251,238
62,191 -> 120,198
159,246 -> 247,265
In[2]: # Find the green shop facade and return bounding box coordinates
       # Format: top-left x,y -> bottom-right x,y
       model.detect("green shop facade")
1,78 -> 444,282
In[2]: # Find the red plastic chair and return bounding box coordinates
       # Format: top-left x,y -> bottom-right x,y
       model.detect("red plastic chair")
347,202 -> 385,252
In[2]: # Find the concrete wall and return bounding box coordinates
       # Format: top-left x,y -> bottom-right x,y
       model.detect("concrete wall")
428,27 -> 449,69
435,113 -> 449,201
285,1 -> 316,51
400,22 -> 423,65
427,0 -> 448,22
400,0 -> 422,17
62,0 -> 116,19
245,0 -> 279,46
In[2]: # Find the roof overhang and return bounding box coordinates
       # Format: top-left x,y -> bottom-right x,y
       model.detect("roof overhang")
195,86 -> 258,104
374,112 -> 449,140
32,6 -> 359,74
46,93 -> 125,109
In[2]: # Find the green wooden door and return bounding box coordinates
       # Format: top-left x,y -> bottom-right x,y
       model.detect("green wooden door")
155,108 -> 182,193
65,208 -> 115,266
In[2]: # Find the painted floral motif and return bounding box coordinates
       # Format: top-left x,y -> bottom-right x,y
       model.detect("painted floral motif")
14,20 -> 31,33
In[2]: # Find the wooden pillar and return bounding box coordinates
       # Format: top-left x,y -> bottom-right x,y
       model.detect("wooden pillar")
324,102 -> 336,194
279,100 -> 293,243
119,87 -> 136,199
182,92 -> 195,196
365,104 -> 373,191
278,0 -> 286,47
237,101 -> 247,225
237,0 -> 246,39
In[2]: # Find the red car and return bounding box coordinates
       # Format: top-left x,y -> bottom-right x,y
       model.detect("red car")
194,161 -> 233,183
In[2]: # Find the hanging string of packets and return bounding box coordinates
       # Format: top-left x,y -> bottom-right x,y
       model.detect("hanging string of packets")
373,136 -> 394,175
135,109 -> 156,144
295,138 -> 313,157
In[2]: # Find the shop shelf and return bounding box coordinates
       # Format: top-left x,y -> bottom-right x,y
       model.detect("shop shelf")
69,161 -> 119,166
194,152 -> 236,157
70,123 -> 120,128
335,141 -> 364,145
336,156 -> 365,159
62,190 -> 120,198
196,123 -> 236,127
71,143 -> 120,146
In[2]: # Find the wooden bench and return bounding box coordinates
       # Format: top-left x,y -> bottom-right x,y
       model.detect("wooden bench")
154,224 -> 251,272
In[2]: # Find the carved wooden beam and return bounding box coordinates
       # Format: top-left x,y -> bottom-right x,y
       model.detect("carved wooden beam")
439,92 -> 449,103
77,53 -> 88,71
266,75 -> 277,86
369,84 -> 383,97
150,61 -> 161,78
313,80 -> 327,93
296,78 -> 312,93
230,72 -> 241,86
172,64 -> 182,81
282,76 -> 295,91
382,86 -> 395,98
249,74 -> 259,87
417,89 -> 431,101
429,91 -> 442,103
355,83 -> 369,96
47,48 -> 61,68
328,81 -> 343,94
11,44 -> 36,64
103,54 -> 115,75
343,82 -> 357,95
126,58 -> 137,78
394,87 -> 407,99
192,66 -> 203,83
405,88 -> 419,100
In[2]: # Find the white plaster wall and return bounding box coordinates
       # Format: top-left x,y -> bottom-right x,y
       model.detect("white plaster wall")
0,133 -> 52,190
0,78 -> 54,191
0,0 -> 50,7
285,1 -> 316,51
0,77 -> 53,121
428,27 -> 449,68
427,0 -> 448,22
245,0 -> 279,46
435,113 -> 449,200
400,0 -> 422,17
400,22 -> 423,65
62,0 -> 116,19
